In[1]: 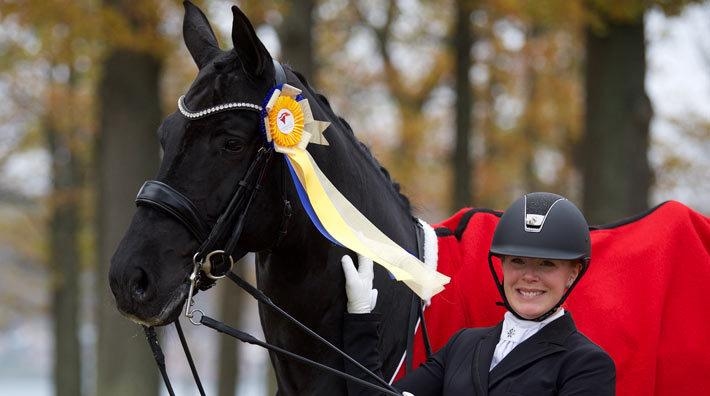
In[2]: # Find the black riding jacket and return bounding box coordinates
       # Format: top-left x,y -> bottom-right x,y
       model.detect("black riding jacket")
343,311 -> 615,396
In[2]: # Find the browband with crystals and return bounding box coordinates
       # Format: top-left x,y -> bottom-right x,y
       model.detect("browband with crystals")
177,95 -> 263,119
177,60 -> 285,120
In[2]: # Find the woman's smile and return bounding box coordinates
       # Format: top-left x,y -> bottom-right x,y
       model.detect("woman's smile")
516,288 -> 546,299
502,256 -> 581,320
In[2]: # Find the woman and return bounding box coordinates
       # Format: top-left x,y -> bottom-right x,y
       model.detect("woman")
342,192 -> 615,395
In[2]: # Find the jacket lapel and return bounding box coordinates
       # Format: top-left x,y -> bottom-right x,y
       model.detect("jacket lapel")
487,312 -> 576,389
471,324 -> 501,395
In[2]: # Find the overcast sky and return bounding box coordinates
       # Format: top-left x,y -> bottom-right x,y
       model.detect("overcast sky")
646,2 -> 710,213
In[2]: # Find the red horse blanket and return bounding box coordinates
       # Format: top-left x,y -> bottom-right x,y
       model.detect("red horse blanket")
395,201 -> 710,395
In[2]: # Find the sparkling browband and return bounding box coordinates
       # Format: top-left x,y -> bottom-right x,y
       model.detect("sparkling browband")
177,95 -> 263,119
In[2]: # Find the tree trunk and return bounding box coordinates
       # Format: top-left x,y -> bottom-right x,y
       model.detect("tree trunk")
217,288 -> 239,396
581,18 -> 652,224
278,0 -> 315,81
216,262 -> 247,396
95,49 -> 162,396
451,0 -> 475,211
47,69 -> 82,396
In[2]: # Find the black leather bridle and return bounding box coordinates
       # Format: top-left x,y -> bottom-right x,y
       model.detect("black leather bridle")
136,60 -> 403,396
136,61 -> 290,286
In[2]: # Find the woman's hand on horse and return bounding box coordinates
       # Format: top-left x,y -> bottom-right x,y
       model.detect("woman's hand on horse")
341,254 -> 378,314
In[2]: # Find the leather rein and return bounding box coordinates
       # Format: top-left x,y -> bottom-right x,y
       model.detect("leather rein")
135,60 -> 403,396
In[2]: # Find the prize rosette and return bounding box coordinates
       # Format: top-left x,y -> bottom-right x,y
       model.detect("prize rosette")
266,94 -> 305,149
261,84 -> 449,300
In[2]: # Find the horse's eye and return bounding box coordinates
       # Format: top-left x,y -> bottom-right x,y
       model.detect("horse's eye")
224,138 -> 244,153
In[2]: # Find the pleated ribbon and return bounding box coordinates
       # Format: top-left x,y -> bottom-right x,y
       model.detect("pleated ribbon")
262,84 -> 449,300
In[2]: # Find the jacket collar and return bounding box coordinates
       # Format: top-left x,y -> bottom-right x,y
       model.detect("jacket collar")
472,311 -> 577,393
472,324 -> 500,395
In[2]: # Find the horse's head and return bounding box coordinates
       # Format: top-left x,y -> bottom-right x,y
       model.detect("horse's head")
109,2 -> 290,326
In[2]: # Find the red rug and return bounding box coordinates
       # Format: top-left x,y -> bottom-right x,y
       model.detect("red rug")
395,201 -> 710,395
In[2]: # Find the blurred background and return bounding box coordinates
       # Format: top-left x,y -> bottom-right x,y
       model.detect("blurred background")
0,0 -> 708,395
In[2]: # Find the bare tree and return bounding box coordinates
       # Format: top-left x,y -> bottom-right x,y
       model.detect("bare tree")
279,0 -> 315,80
451,0 -> 475,210
95,1 -> 164,393
46,64 -> 82,396
581,15 -> 652,224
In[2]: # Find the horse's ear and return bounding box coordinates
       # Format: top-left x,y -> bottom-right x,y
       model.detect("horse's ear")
231,5 -> 272,77
183,0 -> 221,69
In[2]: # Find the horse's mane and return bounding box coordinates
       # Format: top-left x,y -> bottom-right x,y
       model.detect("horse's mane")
289,67 -> 412,213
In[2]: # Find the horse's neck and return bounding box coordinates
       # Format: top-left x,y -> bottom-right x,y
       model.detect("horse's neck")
254,242 -> 347,394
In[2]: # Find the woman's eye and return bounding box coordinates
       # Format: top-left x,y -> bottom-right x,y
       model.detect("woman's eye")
540,261 -> 556,268
223,139 -> 244,152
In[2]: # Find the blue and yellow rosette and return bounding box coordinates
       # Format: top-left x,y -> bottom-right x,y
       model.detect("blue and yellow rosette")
262,84 -> 449,300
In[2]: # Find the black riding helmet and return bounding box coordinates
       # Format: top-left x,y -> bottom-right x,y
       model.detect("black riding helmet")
488,192 -> 591,321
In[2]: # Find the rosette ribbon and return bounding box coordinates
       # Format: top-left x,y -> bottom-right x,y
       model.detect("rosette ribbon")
262,84 -> 450,300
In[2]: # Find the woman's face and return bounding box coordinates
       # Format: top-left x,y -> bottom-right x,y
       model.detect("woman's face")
502,256 -> 581,320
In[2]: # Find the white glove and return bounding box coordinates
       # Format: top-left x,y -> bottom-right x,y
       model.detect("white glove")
341,254 -> 378,314
402,392 -> 415,396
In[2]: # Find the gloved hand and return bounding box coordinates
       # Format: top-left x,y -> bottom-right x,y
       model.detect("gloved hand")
402,392 -> 415,396
341,254 -> 378,314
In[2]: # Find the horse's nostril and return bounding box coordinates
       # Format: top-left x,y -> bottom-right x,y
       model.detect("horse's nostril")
129,267 -> 152,302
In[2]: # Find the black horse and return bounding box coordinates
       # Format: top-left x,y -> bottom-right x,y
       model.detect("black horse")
109,2 -> 420,394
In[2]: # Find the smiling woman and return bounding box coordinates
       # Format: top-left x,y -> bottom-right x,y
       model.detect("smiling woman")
501,256 -> 581,320
488,192 -> 590,322
342,192 -> 615,396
